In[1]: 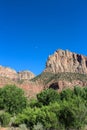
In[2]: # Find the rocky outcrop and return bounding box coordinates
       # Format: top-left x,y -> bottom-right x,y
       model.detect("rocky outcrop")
0,66 -> 17,79
47,80 -> 87,92
45,49 -> 87,74
18,70 -> 35,80
0,66 -> 35,80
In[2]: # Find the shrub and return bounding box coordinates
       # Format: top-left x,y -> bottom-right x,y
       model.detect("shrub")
0,111 -> 11,127
15,106 -> 58,130
19,124 -> 28,130
33,122 -> 44,130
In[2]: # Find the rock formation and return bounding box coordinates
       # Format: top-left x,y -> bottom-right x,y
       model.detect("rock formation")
0,66 -> 35,80
0,66 -> 17,79
46,79 -> 87,92
45,49 -> 87,74
18,70 -> 35,80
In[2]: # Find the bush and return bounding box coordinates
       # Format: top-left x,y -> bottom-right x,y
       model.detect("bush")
14,107 -> 36,129
33,122 -> 44,130
19,124 -> 28,130
0,111 -> 11,127
0,85 -> 27,114
15,106 -> 59,130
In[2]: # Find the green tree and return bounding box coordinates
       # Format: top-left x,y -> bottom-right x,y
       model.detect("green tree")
59,97 -> 87,130
0,85 -> 27,114
59,100 -> 75,129
37,88 -> 60,105
71,96 -> 87,130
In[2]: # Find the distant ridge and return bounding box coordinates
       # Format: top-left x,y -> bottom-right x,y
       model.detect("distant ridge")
0,65 -> 35,80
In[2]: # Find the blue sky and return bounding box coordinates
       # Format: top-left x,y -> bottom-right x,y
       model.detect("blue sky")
0,0 -> 87,75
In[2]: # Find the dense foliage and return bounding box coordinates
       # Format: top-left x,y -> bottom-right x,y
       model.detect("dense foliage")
37,88 -> 60,105
0,85 -> 27,114
0,84 -> 87,130
14,87 -> 87,130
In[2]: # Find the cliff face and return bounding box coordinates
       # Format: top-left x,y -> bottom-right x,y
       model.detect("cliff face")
45,49 -> 87,74
18,71 -> 35,80
0,66 -> 17,79
0,66 -> 35,80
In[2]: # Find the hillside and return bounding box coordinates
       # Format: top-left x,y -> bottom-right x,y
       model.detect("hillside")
32,72 -> 87,84
32,72 -> 87,91
1,49 -> 87,96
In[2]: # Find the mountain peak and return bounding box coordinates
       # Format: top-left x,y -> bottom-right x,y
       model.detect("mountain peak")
44,49 -> 87,74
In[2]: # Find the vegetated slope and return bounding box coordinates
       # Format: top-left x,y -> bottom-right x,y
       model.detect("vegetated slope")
32,72 -> 87,84
32,72 -> 87,91
31,72 -> 55,84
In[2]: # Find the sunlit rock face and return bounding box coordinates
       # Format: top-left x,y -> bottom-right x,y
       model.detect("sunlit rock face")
17,70 -> 35,80
0,66 -> 17,79
0,66 -> 35,80
45,49 -> 87,74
